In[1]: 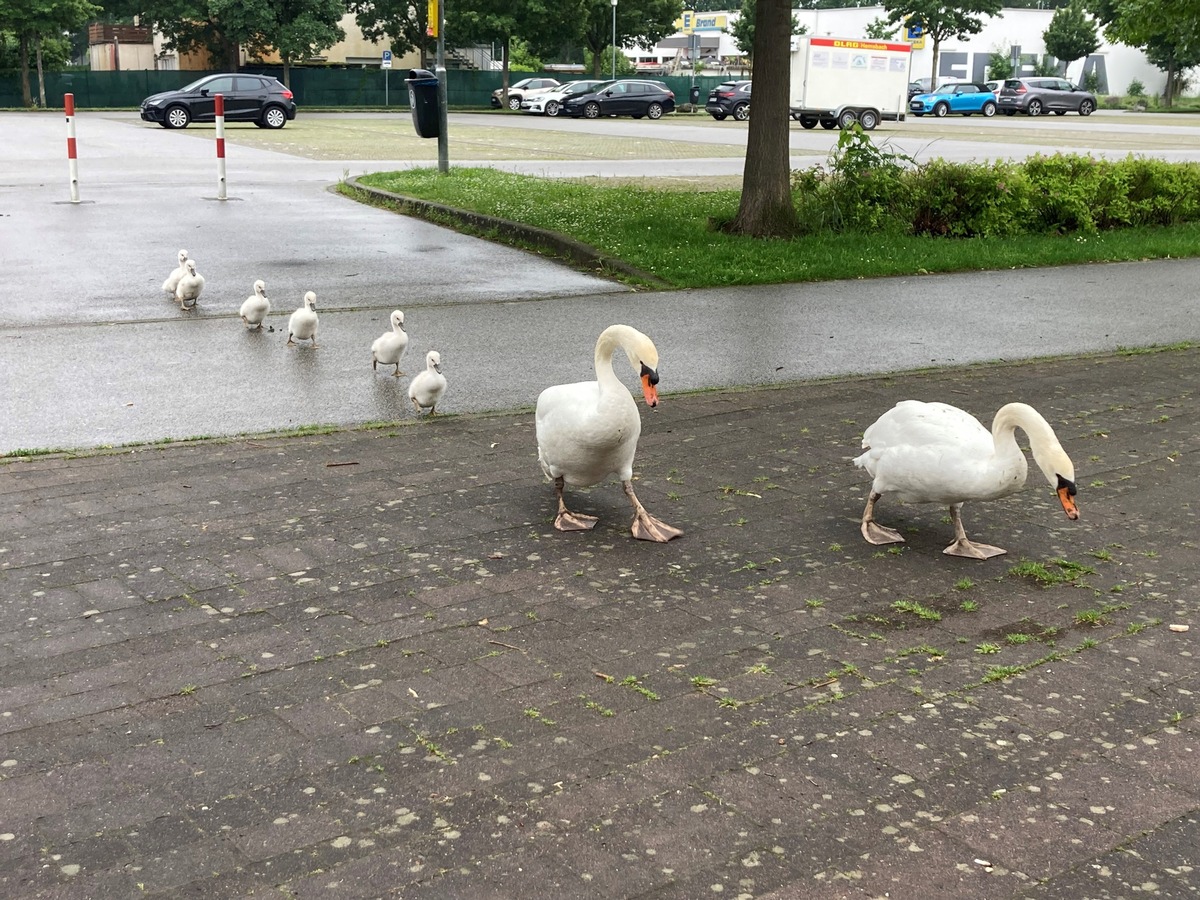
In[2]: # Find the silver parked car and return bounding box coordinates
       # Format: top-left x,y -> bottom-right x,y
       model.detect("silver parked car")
996,77 -> 1097,117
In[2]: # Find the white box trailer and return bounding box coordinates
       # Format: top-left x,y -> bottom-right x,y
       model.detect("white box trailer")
789,36 -> 913,131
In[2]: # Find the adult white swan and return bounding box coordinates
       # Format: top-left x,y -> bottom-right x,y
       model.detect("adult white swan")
853,400 -> 1078,559
535,324 -> 682,543
372,310 -> 409,376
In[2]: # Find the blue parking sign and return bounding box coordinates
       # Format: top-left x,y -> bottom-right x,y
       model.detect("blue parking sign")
382,50 -> 393,69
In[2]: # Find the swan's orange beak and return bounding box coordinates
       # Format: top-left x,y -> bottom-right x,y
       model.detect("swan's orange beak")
641,373 -> 659,408
1057,477 -> 1079,520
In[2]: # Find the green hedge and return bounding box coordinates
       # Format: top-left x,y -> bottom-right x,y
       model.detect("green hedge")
793,128 -> 1200,237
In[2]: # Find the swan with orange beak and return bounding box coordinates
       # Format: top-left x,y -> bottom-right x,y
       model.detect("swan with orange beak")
535,324 -> 682,542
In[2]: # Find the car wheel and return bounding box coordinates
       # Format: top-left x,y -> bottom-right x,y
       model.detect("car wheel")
545,100 -> 560,117
261,105 -> 287,129
507,95 -> 522,111
1027,99 -> 1043,116
165,105 -> 191,129
732,102 -> 749,121
799,117 -> 817,129
583,101 -> 601,119
647,102 -> 664,120
933,102 -> 949,118
1078,99 -> 1095,116
837,109 -> 857,129
820,119 -> 836,129
982,101 -> 996,117
858,109 -> 879,130
710,112 -> 726,120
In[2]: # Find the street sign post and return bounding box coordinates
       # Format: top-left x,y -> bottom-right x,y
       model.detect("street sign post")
382,50 -> 392,106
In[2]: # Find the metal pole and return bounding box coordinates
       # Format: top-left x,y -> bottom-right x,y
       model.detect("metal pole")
214,93 -> 227,200
436,0 -> 448,173
385,67 -> 388,107
611,0 -> 617,81
64,92 -> 79,203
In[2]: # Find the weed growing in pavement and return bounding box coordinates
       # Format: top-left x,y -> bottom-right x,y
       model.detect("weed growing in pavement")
955,578 -> 975,590
1006,633 -> 1033,645
960,599 -> 979,612
620,676 -> 661,701
975,643 -> 1003,655
1074,608 -> 1106,626
892,599 -> 942,622
579,694 -> 614,717
690,675 -> 718,690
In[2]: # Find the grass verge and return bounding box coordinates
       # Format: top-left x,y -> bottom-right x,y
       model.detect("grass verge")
352,166 -> 1200,290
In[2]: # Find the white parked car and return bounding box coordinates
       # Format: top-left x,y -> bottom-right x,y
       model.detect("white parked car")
491,77 -> 560,111
522,79 -> 611,117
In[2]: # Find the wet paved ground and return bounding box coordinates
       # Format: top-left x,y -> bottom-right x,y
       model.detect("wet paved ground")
2,346 -> 1198,898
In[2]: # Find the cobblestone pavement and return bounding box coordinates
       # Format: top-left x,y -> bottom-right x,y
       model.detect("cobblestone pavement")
2,346 -> 1198,899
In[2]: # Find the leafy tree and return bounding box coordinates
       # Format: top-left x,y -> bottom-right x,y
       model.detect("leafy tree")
724,0 -> 798,238
585,44 -> 635,76
0,0 -> 98,106
1089,0 -> 1200,105
578,0 -> 680,78
213,0 -> 345,87
864,17 -> 897,40
106,0 -> 241,69
1042,1 -> 1098,77
986,46 -> 1014,80
730,0 -> 806,60
448,0 -> 585,97
882,0 -> 1002,89
348,0 -> 435,70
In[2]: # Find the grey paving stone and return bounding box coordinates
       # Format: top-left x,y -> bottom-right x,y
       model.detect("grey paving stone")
3,350 -> 1200,898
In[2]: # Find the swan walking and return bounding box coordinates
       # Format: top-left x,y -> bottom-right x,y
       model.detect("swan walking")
174,259 -> 204,309
535,324 -> 682,543
162,249 -> 188,300
854,400 -> 1078,559
287,291 -> 319,347
408,350 -> 447,414
240,280 -> 270,329
372,310 -> 409,376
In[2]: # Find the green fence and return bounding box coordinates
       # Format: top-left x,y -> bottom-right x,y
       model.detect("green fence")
0,67 -> 729,110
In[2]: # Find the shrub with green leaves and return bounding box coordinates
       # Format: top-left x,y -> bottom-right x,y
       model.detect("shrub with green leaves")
790,128 -> 1200,239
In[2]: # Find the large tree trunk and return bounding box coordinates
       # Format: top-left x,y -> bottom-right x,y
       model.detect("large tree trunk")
930,37 -> 941,90
18,34 -> 33,108
36,37 -> 46,107
724,0 -> 798,238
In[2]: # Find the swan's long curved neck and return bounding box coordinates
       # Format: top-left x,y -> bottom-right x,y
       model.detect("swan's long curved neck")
593,325 -> 643,391
992,402 -> 1068,480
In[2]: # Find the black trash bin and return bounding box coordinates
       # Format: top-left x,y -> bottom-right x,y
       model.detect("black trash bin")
689,85 -> 701,109
407,68 -> 440,139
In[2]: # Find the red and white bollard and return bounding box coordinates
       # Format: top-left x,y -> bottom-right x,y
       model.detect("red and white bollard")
64,93 -> 80,203
215,93 -> 227,200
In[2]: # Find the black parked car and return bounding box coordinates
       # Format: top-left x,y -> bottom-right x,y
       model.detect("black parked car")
561,80 -> 676,120
140,73 -> 297,129
706,80 -> 751,121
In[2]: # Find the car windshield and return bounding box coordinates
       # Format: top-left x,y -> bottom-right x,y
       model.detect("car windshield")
932,85 -> 958,95
565,81 -> 605,95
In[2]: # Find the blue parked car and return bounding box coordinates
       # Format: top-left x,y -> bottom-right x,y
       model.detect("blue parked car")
909,82 -> 997,118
